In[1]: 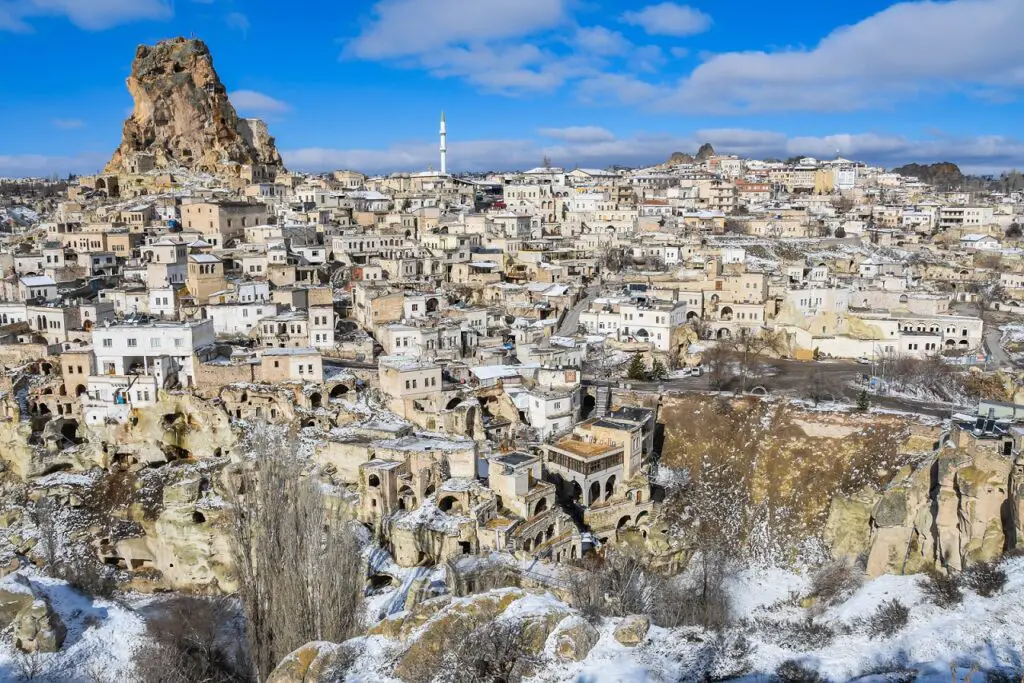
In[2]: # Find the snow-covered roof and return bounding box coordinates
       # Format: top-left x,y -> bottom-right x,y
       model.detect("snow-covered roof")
19,275 -> 55,287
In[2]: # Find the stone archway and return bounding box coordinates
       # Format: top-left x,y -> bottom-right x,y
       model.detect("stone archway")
439,495 -> 462,514
309,392 -> 322,409
581,393 -> 596,419
329,384 -> 349,399
717,328 -> 731,339
534,498 -> 548,516
570,481 -> 583,504
588,482 -> 601,505
604,475 -> 616,500
617,515 -> 632,529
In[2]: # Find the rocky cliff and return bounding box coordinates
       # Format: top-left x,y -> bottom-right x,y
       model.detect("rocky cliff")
105,37 -> 283,176
826,435 -> 1024,576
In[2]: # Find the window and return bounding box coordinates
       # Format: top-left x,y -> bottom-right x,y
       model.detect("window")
307,365 -> 313,374
174,338 -> 184,348
405,380 -> 411,389
102,338 -> 112,348
128,338 -> 138,348
151,338 -> 161,348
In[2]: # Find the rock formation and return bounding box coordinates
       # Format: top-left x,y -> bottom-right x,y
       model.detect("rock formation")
105,37 -> 283,176
826,432 -> 1024,576
663,143 -> 716,167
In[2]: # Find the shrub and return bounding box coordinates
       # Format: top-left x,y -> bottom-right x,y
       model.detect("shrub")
133,596 -> 251,683
752,616 -> 836,650
776,659 -> 825,683
918,570 -> 963,608
963,561 -> 1007,598
808,559 -> 862,606
435,619 -> 540,683
867,599 -> 910,639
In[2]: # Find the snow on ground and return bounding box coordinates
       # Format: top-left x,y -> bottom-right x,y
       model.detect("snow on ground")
0,552 -> 1019,681
0,571 -> 148,682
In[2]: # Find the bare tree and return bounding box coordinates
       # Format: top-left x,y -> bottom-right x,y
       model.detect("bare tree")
704,344 -> 733,390
133,596 -> 250,683
436,619 -> 542,683
806,369 -> 841,406
228,426 -> 364,680
722,328 -> 788,393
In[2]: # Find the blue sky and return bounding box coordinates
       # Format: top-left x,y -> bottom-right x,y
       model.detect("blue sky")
1,0 -> 1023,176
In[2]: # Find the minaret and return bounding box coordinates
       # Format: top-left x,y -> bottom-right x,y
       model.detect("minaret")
439,111 -> 447,175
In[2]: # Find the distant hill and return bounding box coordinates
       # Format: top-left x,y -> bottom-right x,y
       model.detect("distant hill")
891,162 -> 964,190
664,143 -> 715,167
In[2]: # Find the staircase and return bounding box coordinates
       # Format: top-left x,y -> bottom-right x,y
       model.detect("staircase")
595,383 -> 611,417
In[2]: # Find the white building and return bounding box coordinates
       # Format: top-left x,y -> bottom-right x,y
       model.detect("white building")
92,319 -> 215,389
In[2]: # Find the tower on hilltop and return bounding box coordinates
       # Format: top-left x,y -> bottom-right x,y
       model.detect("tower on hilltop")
439,111 -> 447,175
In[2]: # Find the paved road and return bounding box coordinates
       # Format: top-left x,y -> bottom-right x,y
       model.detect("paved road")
585,357 -> 957,419
557,285 -> 601,336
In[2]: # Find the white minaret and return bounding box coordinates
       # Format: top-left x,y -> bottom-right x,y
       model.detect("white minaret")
439,111 -> 447,175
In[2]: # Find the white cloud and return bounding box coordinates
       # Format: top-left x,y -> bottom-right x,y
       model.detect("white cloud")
345,0 -> 567,60
282,130 -> 1024,176
656,0 -> 1024,112
229,90 -> 291,115
2,0 -> 172,31
0,151 -> 107,177
573,26 -> 631,56
343,0 -> 608,94
52,118 -> 85,130
621,3 -> 711,37
538,126 -> 616,143
225,12 -> 250,35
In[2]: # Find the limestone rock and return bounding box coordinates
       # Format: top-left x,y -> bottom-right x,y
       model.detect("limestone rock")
0,587 -> 33,629
551,615 -> 600,661
106,37 -> 283,176
828,444 -> 1020,577
14,598 -> 66,653
267,641 -> 353,683
613,614 -> 650,646
872,489 -> 908,528
824,485 -> 879,561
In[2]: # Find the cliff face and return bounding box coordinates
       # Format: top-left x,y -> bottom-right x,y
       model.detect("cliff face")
826,440 -> 1024,576
105,37 -> 282,175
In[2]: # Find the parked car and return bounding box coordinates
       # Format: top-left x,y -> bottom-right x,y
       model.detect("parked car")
856,357 -> 872,365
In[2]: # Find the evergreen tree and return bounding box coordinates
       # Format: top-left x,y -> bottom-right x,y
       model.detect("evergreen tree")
650,358 -> 668,380
857,389 -> 870,412
626,353 -> 647,381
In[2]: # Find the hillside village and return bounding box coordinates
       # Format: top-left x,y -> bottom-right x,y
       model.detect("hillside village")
1,37 -> 1024,683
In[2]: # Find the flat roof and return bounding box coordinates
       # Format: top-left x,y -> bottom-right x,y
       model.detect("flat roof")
492,452 -> 535,467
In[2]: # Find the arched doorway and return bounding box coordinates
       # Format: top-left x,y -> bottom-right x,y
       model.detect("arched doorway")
581,393 -> 596,419
534,498 -> 548,516
309,392 -> 322,409
570,481 -> 582,504
330,384 -> 349,399
617,515 -> 631,529
604,475 -> 616,500
588,482 -> 601,505
438,496 -> 461,514
717,328 -> 731,339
